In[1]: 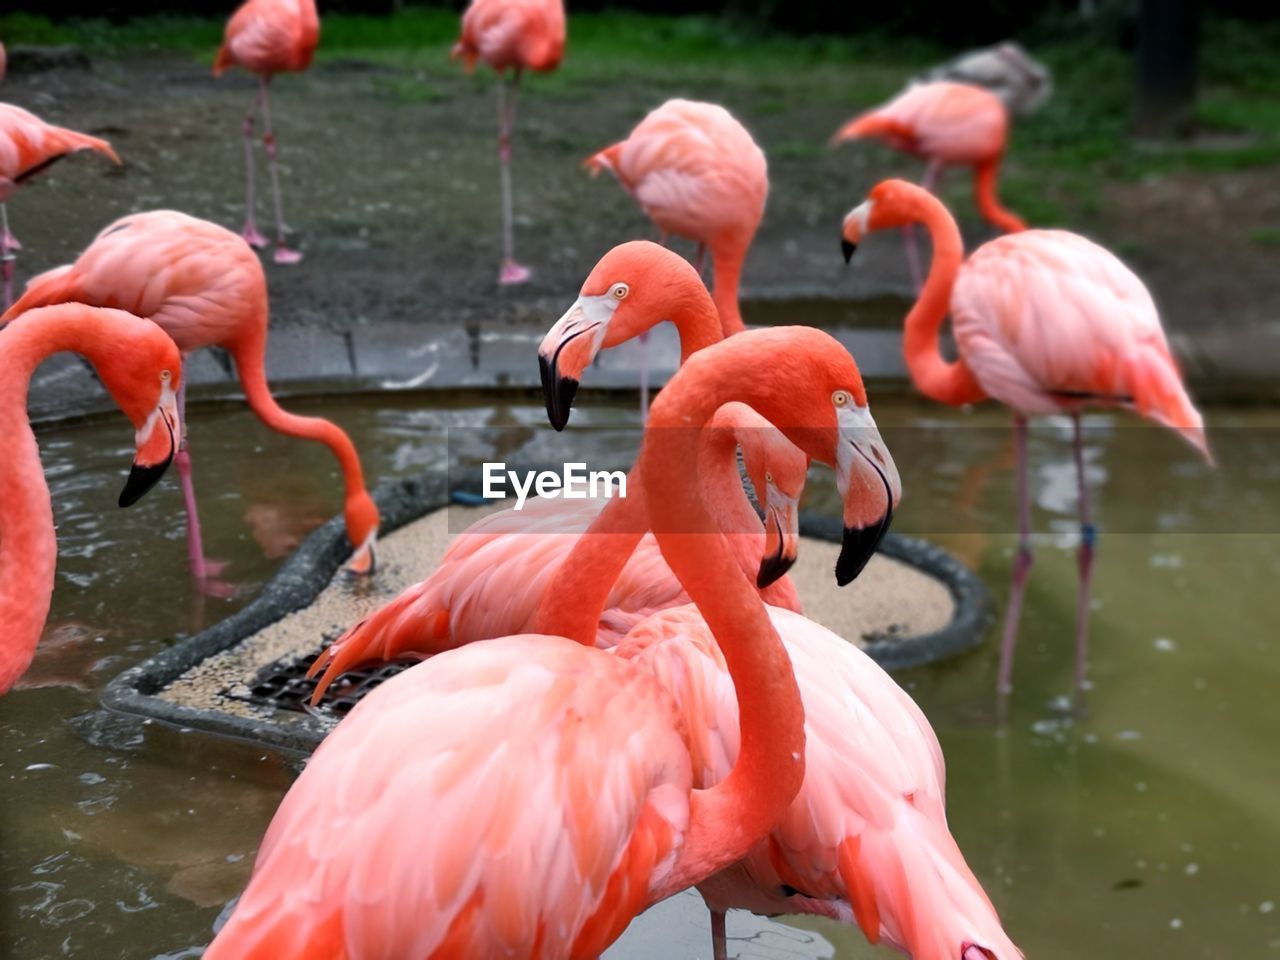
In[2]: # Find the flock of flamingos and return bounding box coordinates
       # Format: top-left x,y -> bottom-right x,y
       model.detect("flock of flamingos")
0,0 -> 1213,957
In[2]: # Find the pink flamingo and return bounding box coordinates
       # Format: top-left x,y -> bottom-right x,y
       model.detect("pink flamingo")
1,210 -> 380,591
832,81 -> 1026,290
536,245 -> 1017,960
0,303 -> 181,694
0,103 -> 120,309
203,320 -> 891,958
214,0 -> 319,265
841,179 -> 1210,707
453,0 -> 566,285
306,399 -> 807,697
914,42 -> 1052,118
586,99 -> 766,416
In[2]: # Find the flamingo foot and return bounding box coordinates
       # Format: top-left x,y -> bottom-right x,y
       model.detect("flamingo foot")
273,245 -> 303,265
499,260 -> 532,285
190,558 -> 237,599
242,222 -> 268,249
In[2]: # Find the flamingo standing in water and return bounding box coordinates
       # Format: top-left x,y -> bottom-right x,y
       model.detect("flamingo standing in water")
537,245 -> 1017,960
307,399 -> 807,696
832,81 -> 1026,290
214,0 -> 319,265
0,103 -> 120,309
1,211 -> 380,591
841,179 -> 1209,706
453,0 -> 566,285
203,319 -> 893,958
586,99 -> 766,416
0,304 -> 180,694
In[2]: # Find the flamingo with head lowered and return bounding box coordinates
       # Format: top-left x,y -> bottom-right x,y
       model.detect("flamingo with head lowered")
1,210 -> 379,594
0,304 -> 181,694
202,282 -> 894,957
841,178 -> 1209,709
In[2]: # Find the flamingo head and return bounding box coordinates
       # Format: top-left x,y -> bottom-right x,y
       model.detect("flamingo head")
840,178 -> 930,261
539,240 -> 704,430
727,407 -> 809,589
343,491 -> 381,576
832,392 -> 901,584
93,323 -> 183,507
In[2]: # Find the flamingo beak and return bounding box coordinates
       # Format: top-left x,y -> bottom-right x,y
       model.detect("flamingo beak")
538,294 -> 616,431
841,201 -> 873,264
120,384 -> 180,507
757,486 -> 800,589
833,404 -> 901,586
345,532 -> 378,576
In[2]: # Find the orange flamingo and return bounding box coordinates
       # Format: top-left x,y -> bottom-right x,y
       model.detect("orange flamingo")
538,244 -> 1018,960
0,103 -> 120,309
214,0 -> 320,265
841,179 -> 1209,707
202,321 -> 892,958
452,0 -> 565,285
306,399 -> 807,698
1,210 -> 379,591
0,304 -> 180,694
833,81 -> 1026,290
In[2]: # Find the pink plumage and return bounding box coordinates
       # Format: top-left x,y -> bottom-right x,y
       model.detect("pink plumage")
214,0 -> 319,77
839,81 -> 1008,167
618,604 -> 1021,960
587,98 -> 767,335
452,0 -> 565,73
953,229 -> 1208,457
0,103 -> 120,202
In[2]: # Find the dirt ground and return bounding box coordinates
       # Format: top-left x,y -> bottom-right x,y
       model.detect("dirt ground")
4,52 -> 1278,336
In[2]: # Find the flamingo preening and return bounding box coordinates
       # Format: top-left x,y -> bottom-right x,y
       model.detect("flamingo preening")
214,0 -> 320,265
841,179 -> 1209,708
0,211 -> 380,592
453,0 -> 566,285
0,304 -> 180,694
0,103 -> 120,309
202,316 -> 893,958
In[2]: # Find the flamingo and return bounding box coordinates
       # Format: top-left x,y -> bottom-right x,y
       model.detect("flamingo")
537,244 -> 1018,960
306,399 -> 808,698
832,81 -> 1026,291
841,178 -> 1210,707
214,0 -> 319,265
0,103 -> 120,309
0,210 -> 380,591
585,99 -> 766,417
0,40 -> 6,82
452,0 -> 566,285
0,303 -> 181,694
202,318 -> 893,958
914,42 -> 1052,118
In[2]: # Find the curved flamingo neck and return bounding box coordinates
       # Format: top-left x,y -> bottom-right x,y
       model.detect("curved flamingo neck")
0,308 -> 126,692
228,322 -> 373,536
710,243 -> 747,337
904,192 -> 989,406
973,158 -> 1027,234
640,383 -> 805,899
669,285 -> 726,363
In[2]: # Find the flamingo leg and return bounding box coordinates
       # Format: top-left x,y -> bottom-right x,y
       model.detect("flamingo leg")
258,76 -> 302,265
496,68 -> 531,285
902,160 -> 944,294
1,203 -> 17,310
710,908 -> 728,960
240,91 -> 267,249
174,362 -> 233,597
996,415 -> 1034,714
693,242 -> 707,279
1072,414 -> 1096,704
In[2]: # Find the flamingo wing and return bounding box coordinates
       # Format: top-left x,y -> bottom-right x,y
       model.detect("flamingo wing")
217,0 -> 318,75
953,229 -> 1208,457
206,635 -> 690,960
0,104 -> 119,193
837,81 -> 1007,166
455,0 -> 565,73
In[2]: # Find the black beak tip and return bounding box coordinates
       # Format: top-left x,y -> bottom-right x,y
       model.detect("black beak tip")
118,458 -> 172,508
756,552 -> 796,590
841,239 -> 857,264
538,353 -> 579,432
835,517 -> 890,586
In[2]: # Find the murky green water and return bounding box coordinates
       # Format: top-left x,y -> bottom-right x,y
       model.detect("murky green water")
2,391 -> 1277,960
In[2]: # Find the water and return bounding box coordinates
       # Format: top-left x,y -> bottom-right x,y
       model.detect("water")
2,391 -> 1278,960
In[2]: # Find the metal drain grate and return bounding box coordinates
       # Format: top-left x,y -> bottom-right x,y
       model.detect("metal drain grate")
231,654 -> 418,716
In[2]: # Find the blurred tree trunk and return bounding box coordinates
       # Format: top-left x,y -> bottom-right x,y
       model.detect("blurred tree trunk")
1134,0 -> 1202,138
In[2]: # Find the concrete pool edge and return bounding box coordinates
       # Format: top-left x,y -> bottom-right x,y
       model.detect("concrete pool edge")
99,472 -> 993,755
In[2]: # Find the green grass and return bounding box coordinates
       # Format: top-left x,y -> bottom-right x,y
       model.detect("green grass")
4,6 -> 1279,212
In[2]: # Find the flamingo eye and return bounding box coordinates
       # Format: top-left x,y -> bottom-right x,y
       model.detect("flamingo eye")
160,370 -> 172,382
832,390 -> 852,408
765,471 -> 774,484
610,283 -> 629,300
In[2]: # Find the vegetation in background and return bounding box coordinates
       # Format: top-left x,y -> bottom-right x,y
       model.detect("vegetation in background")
2,7 -> 1278,225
